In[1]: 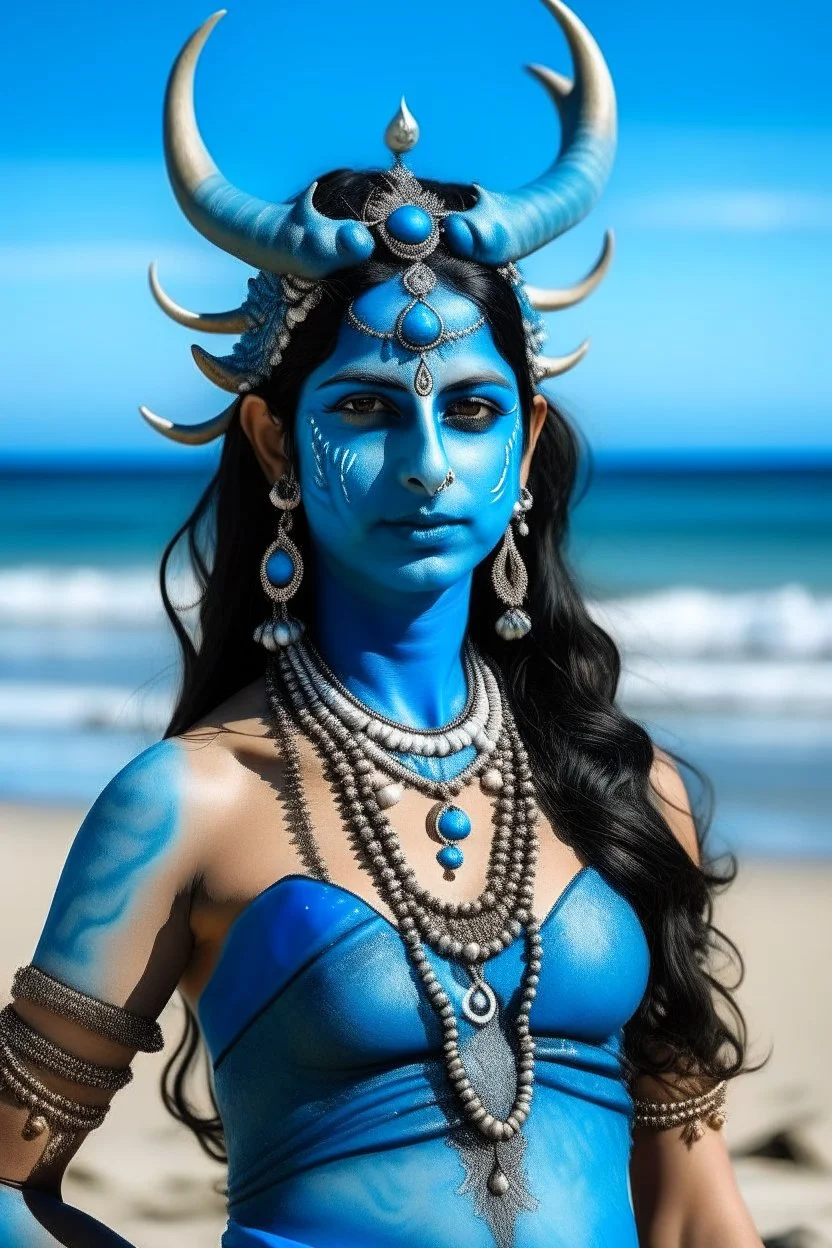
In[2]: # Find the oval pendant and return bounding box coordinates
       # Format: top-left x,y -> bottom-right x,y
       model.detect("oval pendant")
461,979 -> 498,1026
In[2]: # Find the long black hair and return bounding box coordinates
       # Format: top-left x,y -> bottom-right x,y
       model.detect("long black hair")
159,169 -> 764,1162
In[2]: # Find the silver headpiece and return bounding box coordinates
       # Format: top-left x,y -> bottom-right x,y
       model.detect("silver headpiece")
140,1 -> 616,445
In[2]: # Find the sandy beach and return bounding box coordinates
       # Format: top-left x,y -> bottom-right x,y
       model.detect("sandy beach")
1,803 -> 830,1247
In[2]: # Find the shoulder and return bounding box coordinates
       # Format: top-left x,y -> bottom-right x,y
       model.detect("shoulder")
648,744 -> 701,866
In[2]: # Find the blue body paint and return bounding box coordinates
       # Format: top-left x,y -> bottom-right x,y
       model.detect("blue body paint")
293,276 -> 525,784
33,739 -> 183,999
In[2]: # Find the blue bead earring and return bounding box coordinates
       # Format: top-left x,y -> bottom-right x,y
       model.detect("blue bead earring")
253,472 -> 306,650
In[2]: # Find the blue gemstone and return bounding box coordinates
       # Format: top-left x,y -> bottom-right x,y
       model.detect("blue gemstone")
266,549 -> 295,587
386,204 -> 434,245
470,989 -> 490,1015
437,845 -> 464,871
437,806 -> 471,841
400,302 -> 442,348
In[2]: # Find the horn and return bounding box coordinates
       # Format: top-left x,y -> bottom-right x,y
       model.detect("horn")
164,11 -> 375,278
443,0 -> 616,264
534,339 -> 589,379
191,344 -> 248,393
148,262 -> 253,333
525,230 -> 613,311
139,399 -> 237,445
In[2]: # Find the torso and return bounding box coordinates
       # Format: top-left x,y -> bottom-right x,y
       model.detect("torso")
174,675 -> 585,1011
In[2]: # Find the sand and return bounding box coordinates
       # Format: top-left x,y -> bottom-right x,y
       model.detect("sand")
1,803 -> 830,1247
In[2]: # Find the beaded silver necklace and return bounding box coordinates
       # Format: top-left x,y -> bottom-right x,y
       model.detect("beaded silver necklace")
265,640 -> 543,1220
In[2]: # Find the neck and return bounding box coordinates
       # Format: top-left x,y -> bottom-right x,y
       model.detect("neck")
312,558 -> 471,728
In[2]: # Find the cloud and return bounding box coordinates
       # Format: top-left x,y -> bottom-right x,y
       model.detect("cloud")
619,189 -> 832,232
0,242 -> 225,282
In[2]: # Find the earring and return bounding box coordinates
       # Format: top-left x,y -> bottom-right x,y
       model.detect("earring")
253,471 -> 306,650
492,487 -> 533,641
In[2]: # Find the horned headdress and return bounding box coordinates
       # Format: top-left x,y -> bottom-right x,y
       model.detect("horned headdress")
141,0 -> 616,445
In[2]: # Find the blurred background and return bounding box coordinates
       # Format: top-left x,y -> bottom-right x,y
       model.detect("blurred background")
0,0 -> 830,1244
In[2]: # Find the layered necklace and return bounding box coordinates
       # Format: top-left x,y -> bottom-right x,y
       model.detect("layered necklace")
264,637 -> 542,1206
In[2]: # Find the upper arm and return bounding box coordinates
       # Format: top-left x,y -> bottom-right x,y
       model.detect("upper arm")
0,737 -> 198,1187
648,745 -> 700,866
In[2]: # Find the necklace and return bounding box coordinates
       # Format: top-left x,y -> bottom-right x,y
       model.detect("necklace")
265,640 -> 542,1202
284,638 -> 504,871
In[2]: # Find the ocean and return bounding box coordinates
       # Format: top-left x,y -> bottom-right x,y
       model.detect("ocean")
1,461 -> 830,859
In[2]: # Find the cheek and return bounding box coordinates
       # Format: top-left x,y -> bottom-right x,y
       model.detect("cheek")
454,412 -> 523,522
297,413 -> 385,515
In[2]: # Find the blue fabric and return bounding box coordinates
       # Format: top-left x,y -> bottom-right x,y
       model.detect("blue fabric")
198,868 -> 650,1248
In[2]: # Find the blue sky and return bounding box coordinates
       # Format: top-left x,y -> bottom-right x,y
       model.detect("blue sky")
1,0 -> 830,461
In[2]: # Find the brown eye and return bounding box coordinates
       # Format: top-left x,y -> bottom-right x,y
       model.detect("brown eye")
341,396 -> 388,414
444,398 -> 498,431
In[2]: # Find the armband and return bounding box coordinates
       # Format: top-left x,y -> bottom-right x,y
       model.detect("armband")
0,965 -> 163,1170
632,1078 -> 728,1146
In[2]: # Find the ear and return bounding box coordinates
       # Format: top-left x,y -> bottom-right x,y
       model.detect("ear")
239,395 -> 290,483
519,394 -> 548,487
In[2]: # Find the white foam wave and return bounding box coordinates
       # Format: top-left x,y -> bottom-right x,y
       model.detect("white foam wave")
2,569 -> 831,662
0,566 -> 197,626
589,584 -> 832,660
0,682 -> 173,732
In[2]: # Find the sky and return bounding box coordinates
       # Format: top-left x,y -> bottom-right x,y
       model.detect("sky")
1,0 -> 830,462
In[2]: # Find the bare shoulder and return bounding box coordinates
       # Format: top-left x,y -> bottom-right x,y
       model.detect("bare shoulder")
172,674 -> 287,834
648,745 -> 701,866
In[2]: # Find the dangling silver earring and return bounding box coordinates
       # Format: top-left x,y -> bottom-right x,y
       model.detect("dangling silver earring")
253,471 -> 305,650
492,487 -> 533,641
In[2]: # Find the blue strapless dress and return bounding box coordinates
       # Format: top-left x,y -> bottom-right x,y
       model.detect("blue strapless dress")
197,865 -> 650,1248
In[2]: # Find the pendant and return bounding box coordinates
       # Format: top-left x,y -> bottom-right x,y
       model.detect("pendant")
427,801 -> 472,870
462,975 -> 498,1027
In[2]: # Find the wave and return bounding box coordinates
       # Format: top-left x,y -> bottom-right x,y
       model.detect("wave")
3,658 -> 832,734
0,565 -> 197,626
1,568 -> 831,661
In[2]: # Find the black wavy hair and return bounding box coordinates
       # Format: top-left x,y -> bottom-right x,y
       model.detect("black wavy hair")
158,169 -> 764,1163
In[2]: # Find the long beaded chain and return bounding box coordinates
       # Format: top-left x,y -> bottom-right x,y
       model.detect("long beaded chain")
265,642 -> 543,1197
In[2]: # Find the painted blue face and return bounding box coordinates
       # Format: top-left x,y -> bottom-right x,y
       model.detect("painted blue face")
294,276 -> 525,602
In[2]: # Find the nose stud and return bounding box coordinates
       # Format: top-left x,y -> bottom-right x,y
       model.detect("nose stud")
433,469 -> 455,495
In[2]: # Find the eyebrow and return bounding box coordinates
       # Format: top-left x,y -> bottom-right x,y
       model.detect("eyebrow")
318,368 -> 515,394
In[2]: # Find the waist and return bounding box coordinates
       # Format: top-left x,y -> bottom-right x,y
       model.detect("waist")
220,1036 -> 633,1215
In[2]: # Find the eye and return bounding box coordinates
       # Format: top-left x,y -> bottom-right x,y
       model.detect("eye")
332,395 -> 395,424
443,398 -> 500,432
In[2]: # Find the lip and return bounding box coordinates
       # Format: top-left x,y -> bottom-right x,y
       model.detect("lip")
382,512 -> 466,528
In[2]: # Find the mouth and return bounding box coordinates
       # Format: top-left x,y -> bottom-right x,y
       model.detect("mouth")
380,513 -> 468,541
383,512 -> 465,528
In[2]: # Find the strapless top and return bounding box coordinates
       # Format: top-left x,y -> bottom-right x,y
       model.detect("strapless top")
197,866 -> 650,1248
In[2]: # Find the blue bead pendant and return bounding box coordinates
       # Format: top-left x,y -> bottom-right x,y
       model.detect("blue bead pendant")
429,801 -> 472,872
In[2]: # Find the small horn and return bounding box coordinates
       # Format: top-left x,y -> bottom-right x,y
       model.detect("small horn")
191,344 -> 248,393
148,262 -> 253,333
535,339 -> 589,379
139,399 -> 237,445
443,0 -> 616,264
163,12 -> 374,277
526,230 -> 614,311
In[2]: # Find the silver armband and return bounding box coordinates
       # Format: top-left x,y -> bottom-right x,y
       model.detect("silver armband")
0,964 -> 163,1170
632,1078 -> 728,1146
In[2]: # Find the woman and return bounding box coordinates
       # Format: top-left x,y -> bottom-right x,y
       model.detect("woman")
0,3 -> 765,1245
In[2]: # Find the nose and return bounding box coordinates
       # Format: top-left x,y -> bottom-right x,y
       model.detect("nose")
397,404 -> 452,496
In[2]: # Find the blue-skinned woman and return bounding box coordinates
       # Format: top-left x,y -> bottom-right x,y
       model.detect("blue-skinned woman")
0,3 -> 765,1246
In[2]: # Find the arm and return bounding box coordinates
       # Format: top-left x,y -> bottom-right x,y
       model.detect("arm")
629,748 -> 763,1248
0,739 -> 197,1247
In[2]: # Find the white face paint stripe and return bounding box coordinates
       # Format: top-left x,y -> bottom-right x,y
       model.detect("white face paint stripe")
490,409 -> 521,499
308,414 -> 359,504
340,446 -> 357,503
308,414 -> 328,489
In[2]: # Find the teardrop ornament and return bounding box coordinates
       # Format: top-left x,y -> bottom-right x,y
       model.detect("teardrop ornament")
487,1162 -> 510,1196
414,358 -> 433,397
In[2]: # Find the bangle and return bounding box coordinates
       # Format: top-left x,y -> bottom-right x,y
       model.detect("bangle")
632,1078 -> 728,1146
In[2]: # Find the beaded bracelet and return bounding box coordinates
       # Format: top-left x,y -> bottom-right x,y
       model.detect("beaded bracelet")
632,1078 -> 728,1146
